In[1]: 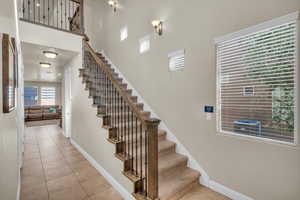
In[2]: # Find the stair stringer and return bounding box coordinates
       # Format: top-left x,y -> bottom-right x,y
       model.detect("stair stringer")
100,50 -> 211,187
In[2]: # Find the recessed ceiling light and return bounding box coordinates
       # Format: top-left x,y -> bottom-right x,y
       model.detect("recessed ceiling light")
40,62 -> 51,68
36,3 -> 40,7
43,51 -> 58,59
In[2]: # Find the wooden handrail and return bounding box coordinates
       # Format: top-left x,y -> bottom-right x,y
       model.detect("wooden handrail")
83,39 -> 160,200
84,41 -> 149,125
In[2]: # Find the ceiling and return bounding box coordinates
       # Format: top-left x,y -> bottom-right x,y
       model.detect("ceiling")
22,42 -> 78,82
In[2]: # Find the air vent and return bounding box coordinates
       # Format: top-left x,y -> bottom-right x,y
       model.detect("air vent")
168,49 -> 185,72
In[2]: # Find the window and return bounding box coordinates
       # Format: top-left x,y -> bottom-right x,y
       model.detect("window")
120,26 -> 128,41
41,87 -> 56,105
24,87 -> 38,106
168,49 -> 185,72
139,35 -> 150,54
216,13 -> 298,144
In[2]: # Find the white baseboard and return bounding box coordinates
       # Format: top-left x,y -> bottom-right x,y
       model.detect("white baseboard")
70,139 -> 135,200
99,51 -> 253,200
16,174 -> 20,200
209,181 -> 254,200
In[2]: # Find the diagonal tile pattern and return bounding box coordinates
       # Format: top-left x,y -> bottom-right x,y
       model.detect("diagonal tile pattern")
21,125 -> 123,200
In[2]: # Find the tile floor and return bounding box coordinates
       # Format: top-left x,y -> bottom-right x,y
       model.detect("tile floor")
21,125 -> 123,200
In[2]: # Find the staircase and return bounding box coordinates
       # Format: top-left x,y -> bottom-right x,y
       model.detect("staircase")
80,40 -> 201,200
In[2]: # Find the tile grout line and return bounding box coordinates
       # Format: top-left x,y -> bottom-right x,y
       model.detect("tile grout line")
33,127 -> 50,200
49,130 -> 91,200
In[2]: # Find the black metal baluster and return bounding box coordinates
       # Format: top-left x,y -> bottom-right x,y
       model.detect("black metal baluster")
64,0 -> 67,29
114,88 -> 117,129
145,127 -> 148,196
48,0 -> 50,25
131,111 -> 134,173
120,98 -> 123,152
68,0 -> 70,30
52,0 -> 54,25
112,84 -> 114,128
43,0 -> 45,23
135,117 -> 138,175
28,0 -> 30,20
56,0 -> 58,28
140,124 -> 143,179
38,0 -> 40,22
33,0 -> 35,22
22,0 -> 25,19
61,0 -> 63,28
123,103 -> 128,156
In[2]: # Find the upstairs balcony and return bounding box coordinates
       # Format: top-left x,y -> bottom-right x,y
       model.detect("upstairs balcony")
20,0 -> 84,35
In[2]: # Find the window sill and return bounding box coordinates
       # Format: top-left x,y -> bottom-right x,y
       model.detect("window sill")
217,130 -> 299,149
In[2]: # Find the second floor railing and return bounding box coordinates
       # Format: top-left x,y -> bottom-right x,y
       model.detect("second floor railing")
20,0 -> 84,34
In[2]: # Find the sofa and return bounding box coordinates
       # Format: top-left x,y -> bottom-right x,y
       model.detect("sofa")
25,105 -> 62,122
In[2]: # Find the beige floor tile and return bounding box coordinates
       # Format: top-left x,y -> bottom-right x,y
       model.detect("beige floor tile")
48,185 -> 87,200
21,164 -> 44,177
80,175 -> 111,196
65,153 -> 86,165
21,174 -> 45,187
41,153 -> 65,165
47,174 -> 79,192
22,125 -> 123,200
44,164 -> 73,181
70,160 -> 92,172
22,158 -> 42,169
74,165 -> 100,182
89,187 -> 123,200
21,182 -> 48,200
23,151 -> 40,161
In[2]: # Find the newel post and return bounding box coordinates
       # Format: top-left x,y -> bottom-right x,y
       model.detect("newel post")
145,118 -> 161,200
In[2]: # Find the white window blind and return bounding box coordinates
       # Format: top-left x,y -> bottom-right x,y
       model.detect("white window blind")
41,87 -> 56,105
217,21 -> 297,143
168,49 -> 185,72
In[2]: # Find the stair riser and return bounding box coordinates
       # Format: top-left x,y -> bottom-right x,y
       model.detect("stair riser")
165,180 -> 199,200
159,159 -> 187,178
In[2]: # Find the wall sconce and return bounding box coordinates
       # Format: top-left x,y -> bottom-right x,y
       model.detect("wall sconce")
152,20 -> 163,36
108,0 -> 117,12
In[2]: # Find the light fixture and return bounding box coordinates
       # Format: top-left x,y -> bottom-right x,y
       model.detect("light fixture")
36,3 -> 40,7
40,62 -> 51,68
108,0 -> 117,12
43,51 -> 58,59
152,20 -> 163,36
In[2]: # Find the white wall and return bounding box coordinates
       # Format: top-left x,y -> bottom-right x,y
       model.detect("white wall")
86,1 -> 300,200
24,81 -> 62,106
19,20 -> 82,52
0,0 -> 23,199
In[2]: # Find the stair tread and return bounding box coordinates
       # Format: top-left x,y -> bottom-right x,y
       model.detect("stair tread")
159,168 -> 200,200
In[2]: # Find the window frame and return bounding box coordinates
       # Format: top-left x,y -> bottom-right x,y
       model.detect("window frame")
215,12 -> 299,146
